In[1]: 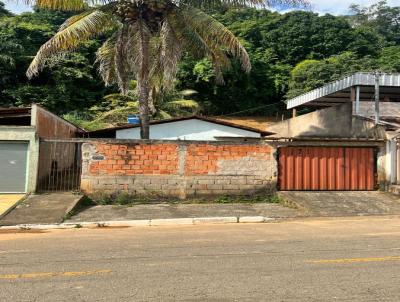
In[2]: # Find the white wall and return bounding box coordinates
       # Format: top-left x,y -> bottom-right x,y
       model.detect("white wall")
116,119 -> 261,140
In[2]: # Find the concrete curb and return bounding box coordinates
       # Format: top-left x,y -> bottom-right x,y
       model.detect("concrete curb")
0,216 -> 276,231
62,194 -> 86,223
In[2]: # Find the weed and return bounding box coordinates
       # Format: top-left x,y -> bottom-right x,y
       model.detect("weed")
62,212 -> 74,222
90,192 -> 114,205
86,192 -> 288,207
115,192 -> 135,205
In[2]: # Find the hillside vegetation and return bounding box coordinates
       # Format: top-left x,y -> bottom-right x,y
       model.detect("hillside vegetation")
0,1 -> 399,127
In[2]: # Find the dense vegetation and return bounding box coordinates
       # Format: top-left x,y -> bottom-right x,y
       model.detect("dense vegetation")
0,1 -> 399,128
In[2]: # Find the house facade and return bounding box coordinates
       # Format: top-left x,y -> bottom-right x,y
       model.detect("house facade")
0,105 -> 83,193
270,72 -> 400,192
87,116 -> 272,140
3,72 -> 399,197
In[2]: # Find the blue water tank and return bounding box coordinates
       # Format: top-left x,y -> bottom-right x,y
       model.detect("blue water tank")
127,114 -> 140,124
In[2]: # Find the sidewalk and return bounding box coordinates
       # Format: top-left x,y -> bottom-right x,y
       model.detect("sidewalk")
0,193 -> 83,226
0,194 -> 25,219
67,202 -> 301,223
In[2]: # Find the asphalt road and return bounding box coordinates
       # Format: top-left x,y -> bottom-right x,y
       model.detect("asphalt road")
1,216 -> 400,301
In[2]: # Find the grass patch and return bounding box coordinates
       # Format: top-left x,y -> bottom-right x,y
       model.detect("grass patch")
62,196 -> 97,222
187,194 -> 283,205
90,192 -> 166,206
87,192 -> 289,206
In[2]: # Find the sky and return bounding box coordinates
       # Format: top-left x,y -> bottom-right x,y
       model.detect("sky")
3,0 -> 399,15
308,0 -> 398,15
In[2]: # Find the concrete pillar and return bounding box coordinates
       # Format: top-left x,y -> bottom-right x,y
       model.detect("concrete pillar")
375,73 -> 380,124
177,145 -> 187,200
397,142 -> 400,185
377,145 -> 387,190
355,86 -> 360,115
350,86 -> 355,113
390,140 -> 397,185
27,136 -> 40,193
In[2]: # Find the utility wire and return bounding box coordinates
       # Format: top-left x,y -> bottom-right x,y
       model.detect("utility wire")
214,101 -> 284,117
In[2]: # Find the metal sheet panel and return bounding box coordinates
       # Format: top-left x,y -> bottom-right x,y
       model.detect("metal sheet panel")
0,142 -> 28,193
279,147 -> 375,191
287,72 -> 400,109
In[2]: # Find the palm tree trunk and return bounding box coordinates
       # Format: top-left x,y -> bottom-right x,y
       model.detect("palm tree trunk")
148,86 -> 157,115
138,20 -> 150,139
138,80 -> 150,139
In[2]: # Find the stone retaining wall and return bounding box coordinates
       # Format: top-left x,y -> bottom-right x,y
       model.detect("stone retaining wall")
81,140 -> 277,198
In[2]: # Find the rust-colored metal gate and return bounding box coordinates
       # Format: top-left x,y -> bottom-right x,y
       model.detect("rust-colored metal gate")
278,147 -> 375,191
37,140 -> 82,192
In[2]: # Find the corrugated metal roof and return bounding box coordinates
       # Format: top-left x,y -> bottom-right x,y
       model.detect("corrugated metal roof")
287,72 -> 400,109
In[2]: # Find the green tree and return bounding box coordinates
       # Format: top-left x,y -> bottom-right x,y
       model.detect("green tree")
0,2 -> 11,18
176,8 -> 382,115
377,46 -> 400,72
0,8 -> 107,112
349,1 -> 400,45
24,0 -> 307,138
286,52 -> 375,99
65,81 -> 200,130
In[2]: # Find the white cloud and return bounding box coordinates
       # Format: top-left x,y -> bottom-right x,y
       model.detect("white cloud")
309,0 -> 398,15
4,2 -> 32,14
3,0 -> 398,15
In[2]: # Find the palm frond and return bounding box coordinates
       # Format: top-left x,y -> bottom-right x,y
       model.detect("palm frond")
176,0 -> 264,8
27,10 -> 113,78
180,89 -> 198,96
58,10 -> 94,31
115,24 -> 135,93
103,93 -> 136,103
177,0 -> 309,9
94,103 -> 140,124
164,99 -> 200,110
96,34 -> 118,86
156,110 -> 173,119
136,19 -> 151,85
169,11 -> 231,78
181,7 -> 250,72
159,18 -> 183,90
24,0 -> 112,11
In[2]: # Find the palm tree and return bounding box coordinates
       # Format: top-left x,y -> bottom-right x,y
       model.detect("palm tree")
94,81 -> 200,123
63,86 -> 200,130
25,0 -> 307,138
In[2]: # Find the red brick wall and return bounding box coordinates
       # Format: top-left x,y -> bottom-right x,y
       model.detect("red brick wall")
185,144 -> 272,175
81,141 -> 277,197
88,143 -> 178,175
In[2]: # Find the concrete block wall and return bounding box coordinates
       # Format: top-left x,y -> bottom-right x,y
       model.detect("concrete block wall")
81,140 -> 277,198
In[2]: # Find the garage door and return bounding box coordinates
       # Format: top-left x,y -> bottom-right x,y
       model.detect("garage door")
0,142 -> 28,193
279,147 -> 375,191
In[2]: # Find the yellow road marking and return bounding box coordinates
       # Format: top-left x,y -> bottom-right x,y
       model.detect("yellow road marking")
0,269 -> 112,280
308,256 -> 400,264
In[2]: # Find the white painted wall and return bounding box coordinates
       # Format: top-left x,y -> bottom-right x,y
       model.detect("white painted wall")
116,119 -> 261,140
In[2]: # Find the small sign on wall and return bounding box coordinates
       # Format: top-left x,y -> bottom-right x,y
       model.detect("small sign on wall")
92,155 -> 105,161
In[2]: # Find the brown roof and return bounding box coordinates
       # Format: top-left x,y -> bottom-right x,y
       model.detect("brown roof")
0,107 -> 31,117
214,116 -> 281,132
87,115 -> 275,138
